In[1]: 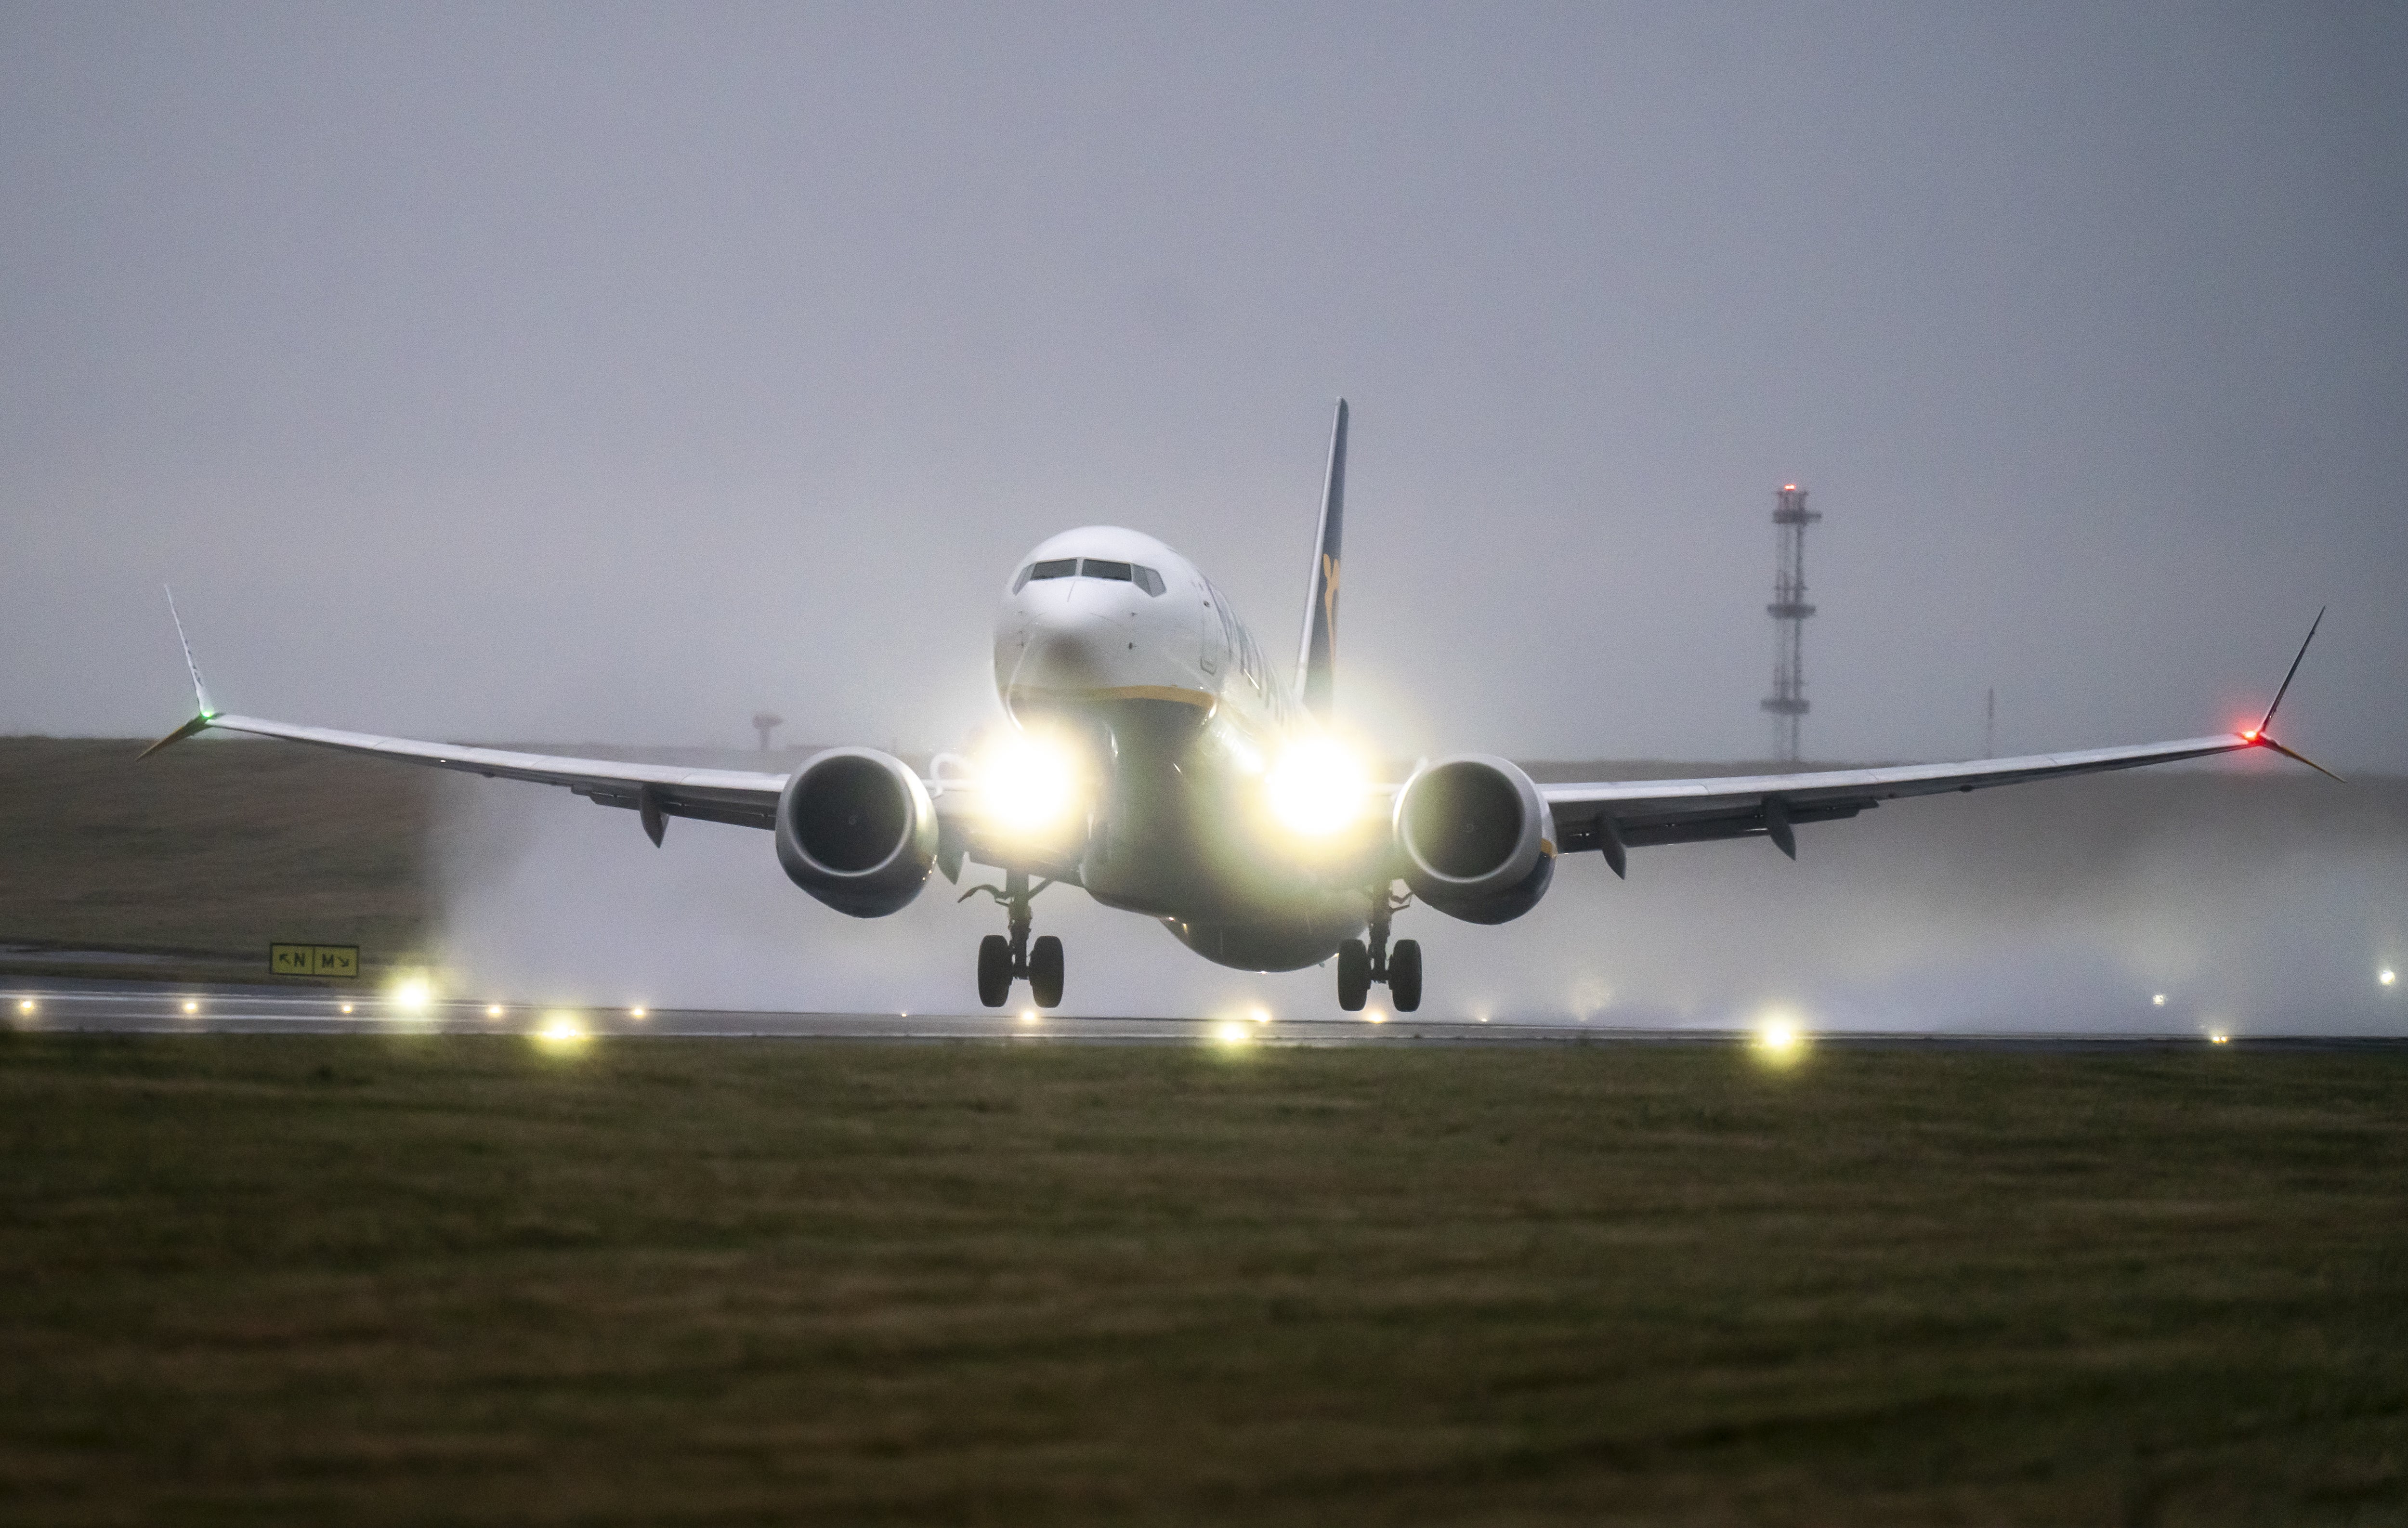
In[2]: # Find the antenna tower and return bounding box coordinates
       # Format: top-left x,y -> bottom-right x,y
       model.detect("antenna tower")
1759,483 -> 1819,763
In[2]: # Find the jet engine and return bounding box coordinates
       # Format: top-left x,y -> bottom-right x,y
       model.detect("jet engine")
774,748 -> 939,918
1392,754 -> 1556,924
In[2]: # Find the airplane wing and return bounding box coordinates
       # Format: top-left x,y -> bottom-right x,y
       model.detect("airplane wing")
1541,733 -> 2257,868
1541,611 -> 2335,870
137,588 -> 808,841
175,713 -> 790,836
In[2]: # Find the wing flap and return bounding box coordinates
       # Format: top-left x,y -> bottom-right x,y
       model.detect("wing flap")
572,783 -> 779,832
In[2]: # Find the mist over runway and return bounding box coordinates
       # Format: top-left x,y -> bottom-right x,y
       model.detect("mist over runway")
427,759 -> 2408,1036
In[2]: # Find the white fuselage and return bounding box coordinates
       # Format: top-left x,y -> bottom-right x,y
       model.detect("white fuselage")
987,526 -> 1369,970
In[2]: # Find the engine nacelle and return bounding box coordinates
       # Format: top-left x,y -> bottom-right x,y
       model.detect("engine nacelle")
1392,754 -> 1557,925
774,748 -> 939,919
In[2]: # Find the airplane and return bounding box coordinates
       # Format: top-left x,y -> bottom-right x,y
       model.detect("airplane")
144,401 -> 2334,1013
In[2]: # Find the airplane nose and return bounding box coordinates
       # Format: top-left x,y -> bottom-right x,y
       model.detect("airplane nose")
1021,604 -> 1122,688
1013,598 -> 1120,690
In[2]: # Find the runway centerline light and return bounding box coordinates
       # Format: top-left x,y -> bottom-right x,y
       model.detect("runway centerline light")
1265,735 -> 1366,838
536,1014 -> 588,1048
1755,1013 -> 1807,1063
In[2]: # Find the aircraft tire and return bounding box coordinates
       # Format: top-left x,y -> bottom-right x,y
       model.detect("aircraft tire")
1337,939 -> 1370,1011
1389,939 -> 1423,1012
1030,935 -> 1065,1008
977,935 -> 1013,1008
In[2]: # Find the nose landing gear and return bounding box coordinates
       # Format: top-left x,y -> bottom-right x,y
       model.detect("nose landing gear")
1337,883 -> 1420,1012
964,870 -> 1062,1008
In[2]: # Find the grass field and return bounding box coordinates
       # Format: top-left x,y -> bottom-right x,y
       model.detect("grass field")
2,1034 -> 2404,1525
0,737 -> 437,966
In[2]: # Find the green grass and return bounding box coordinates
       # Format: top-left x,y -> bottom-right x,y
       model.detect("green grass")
2,1036 -> 2404,1525
0,737 -> 435,962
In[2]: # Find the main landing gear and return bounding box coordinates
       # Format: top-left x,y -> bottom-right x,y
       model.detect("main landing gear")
1337,883 -> 1421,1013
963,869 -> 1062,1009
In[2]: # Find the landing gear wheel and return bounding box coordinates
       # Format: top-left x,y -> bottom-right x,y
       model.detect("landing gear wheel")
977,934 -> 1013,1008
1029,935 -> 1065,1008
1337,939 -> 1371,1011
1388,939 -> 1423,1012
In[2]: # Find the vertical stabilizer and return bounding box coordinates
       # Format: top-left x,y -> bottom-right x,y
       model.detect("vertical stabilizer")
1295,398 -> 1347,719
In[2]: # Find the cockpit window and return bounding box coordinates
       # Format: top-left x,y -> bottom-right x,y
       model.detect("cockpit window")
1014,558 -> 1078,591
1014,557 -> 1164,595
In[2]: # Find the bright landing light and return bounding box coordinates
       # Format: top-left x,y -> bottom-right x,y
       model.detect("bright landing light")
393,979 -> 432,1013
2383,969 -> 2397,988
182,1000 -> 199,1015
15,999 -> 32,1015
1216,1021 -> 1251,1045
1265,735 -> 1367,837
977,729 -> 1080,835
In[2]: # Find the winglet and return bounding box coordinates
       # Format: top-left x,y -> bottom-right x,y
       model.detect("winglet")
1294,398 -> 1346,720
2256,606 -> 2321,736
142,587 -> 219,759
138,712 -> 213,760
2240,608 -> 2341,781
166,585 -> 214,718
2257,734 -> 2344,783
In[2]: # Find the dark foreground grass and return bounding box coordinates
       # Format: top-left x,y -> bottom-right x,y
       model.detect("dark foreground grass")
1,1037 -> 2403,1526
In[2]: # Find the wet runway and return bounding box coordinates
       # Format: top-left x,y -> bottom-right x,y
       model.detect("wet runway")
6,977 -> 2400,1050
2,977 -> 1636,1046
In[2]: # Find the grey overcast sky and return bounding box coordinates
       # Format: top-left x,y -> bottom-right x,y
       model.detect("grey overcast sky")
5,1 -> 2404,769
